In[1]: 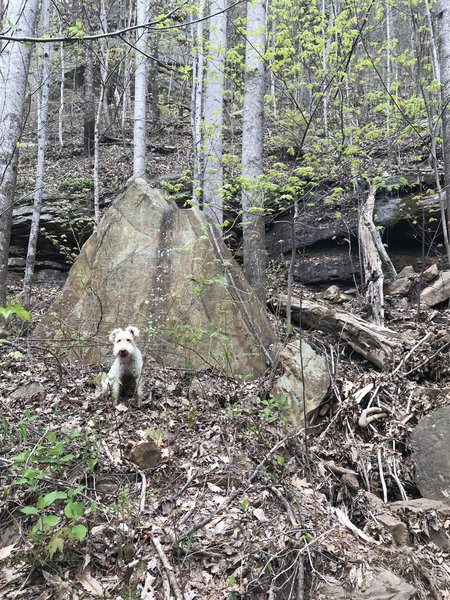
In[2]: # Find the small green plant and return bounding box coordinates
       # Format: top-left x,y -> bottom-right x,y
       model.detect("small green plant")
59,177 -> 93,194
0,298 -> 31,325
21,487 -> 92,558
259,395 -> 289,423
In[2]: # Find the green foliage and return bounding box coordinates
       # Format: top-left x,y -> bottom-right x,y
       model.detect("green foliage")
5,424 -> 99,562
0,299 -> 31,327
59,178 -> 93,194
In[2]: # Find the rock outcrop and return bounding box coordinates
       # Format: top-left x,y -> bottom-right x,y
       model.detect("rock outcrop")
411,403 -> 450,504
35,178 -> 275,379
271,339 -> 330,428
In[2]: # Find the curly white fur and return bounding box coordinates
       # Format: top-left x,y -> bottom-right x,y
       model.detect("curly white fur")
101,326 -> 143,403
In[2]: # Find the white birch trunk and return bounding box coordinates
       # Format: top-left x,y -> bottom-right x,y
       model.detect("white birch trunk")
241,0 -> 267,302
58,34 -> 65,148
191,0 -> 205,207
0,0 -> 39,305
22,0 -> 51,308
133,0 -> 148,177
435,0 -> 450,257
426,0 -> 441,83
100,0 -> 111,130
84,45 -> 95,157
203,0 -> 227,225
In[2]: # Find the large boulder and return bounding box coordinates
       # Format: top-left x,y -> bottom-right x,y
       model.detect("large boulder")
411,403 -> 450,504
34,178 -> 275,379
271,339 -> 330,428
420,270 -> 450,306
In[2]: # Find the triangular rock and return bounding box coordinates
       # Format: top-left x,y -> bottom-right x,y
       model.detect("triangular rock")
35,178 -> 275,378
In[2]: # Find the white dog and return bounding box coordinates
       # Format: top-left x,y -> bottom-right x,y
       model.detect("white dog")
101,326 -> 143,403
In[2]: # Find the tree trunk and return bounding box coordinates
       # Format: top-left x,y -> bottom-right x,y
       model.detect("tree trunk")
358,187 -> 385,325
133,0 -> 148,177
58,31 -> 65,148
100,0 -> 112,131
274,294 -> 408,370
84,44 -> 95,158
203,0 -> 228,225
435,0 -> 450,259
191,0 -> 205,207
241,0 -> 267,303
22,0 -> 52,309
0,0 -> 39,306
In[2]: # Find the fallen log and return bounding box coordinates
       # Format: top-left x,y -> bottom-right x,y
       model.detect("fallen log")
275,294 -> 409,369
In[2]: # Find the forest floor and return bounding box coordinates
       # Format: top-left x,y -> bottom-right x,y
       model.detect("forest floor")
1,272 -> 450,599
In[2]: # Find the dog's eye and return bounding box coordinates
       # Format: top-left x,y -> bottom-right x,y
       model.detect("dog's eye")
127,339 -> 132,342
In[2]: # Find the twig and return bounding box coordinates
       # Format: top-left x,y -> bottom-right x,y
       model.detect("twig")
138,469 -> 147,513
334,507 -> 371,542
152,537 -> 184,600
377,449 -> 388,504
404,339 -> 450,376
392,332 -> 431,374
268,486 -> 304,600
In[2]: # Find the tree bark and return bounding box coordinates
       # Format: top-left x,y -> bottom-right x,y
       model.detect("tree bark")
22,0 -> 52,309
435,0 -> 450,259
203,0 -> 227,225
133,0 -> 148,177
191,0 -> 205,207
275,294 -> 407,370
0,0 -> 39,306
84,43 -> 95,158
241,0 -> 267,303
358,187 -> 385,325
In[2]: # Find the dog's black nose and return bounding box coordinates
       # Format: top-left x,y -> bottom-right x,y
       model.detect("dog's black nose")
119,349 -> 128,357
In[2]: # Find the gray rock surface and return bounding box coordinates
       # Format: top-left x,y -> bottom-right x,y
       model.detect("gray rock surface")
35,178 -> 275,378
272,339 -> 330,428
411,404 -> 450,504
420,270 -> 450,306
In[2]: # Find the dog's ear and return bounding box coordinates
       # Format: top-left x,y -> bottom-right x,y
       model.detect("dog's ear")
126,326 -> 140,339
109,328 -> 122,343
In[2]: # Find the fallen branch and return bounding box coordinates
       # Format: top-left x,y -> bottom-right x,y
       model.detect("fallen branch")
151,537 -> 184,600
274,294 -> 409,369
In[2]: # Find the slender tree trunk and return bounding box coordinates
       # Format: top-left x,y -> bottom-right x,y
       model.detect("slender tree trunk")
58,32 -> 65,148
22,0 -> 52,309
84,44 -> 95,158
385,0 -> 392,134
241,0 -> 267,302
203,0 -> 227,225
426,0 -> 440,83
191,0 -> 205,207
150,38 -> 161,128
133,0 -> 148,177
0,0 -> 39,306
100,0 -> 112,131
435,0 -> 450,261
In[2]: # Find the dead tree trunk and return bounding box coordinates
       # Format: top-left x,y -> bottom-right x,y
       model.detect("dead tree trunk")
275,294 -> 408,370
358,186 -> 385,325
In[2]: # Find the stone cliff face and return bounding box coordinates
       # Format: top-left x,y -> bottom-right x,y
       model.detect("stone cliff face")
35,178 -> 275,379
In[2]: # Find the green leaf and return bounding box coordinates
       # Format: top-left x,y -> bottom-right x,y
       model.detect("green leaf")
47,431 -> 57,444
64,501 -> 84,519
239,498 -> 249,511
42,514 -> 60,532
21,506 -> 39,515
48,534 -> 64,558
70,524 -> 88,541
38,490 -> 67,509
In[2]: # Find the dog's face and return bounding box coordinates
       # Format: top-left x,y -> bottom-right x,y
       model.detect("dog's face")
109,326 -> 140,360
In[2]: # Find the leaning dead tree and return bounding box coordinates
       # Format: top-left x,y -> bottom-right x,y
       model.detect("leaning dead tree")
358,186 -> 392,326
275,294 -> 409,370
